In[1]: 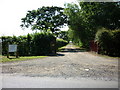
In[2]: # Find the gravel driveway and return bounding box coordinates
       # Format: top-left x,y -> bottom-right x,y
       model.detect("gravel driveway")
1,44 -> 118,81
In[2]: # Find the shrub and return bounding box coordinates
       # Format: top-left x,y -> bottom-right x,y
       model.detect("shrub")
1,36 -> 13,55
95,29 -> 112,55
31,32 -> 56,55
112,30 -> 120,56
95,28 -> 120,56
56,39 -> 68,49
1,32 -> 56,56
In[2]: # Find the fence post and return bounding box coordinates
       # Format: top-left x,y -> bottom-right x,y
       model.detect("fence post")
7,42 -> 9,58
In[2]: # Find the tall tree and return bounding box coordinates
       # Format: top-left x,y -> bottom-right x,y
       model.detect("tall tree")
64,3 -> 93,47
64,2 -> 120,48
21,6 -> 68,33
79,2 -> 120,30
57,31 -> 69,41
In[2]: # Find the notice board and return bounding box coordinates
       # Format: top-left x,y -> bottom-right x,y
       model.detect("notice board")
8,45 -> 17,52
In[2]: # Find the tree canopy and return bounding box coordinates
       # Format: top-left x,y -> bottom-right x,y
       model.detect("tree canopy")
79,2 -> 120,30
21,6 -> 68,33
64,2 -> 120,48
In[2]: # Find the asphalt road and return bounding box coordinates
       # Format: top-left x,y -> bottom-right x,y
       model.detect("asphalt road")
0,44 -> 118,88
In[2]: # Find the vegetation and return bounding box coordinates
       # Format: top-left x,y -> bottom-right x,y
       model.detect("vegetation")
64,2 -> 120,56
1,56 -> 46,63
21,6 -> 68,33
95,28 -> 120,56
65,2 -> 120,47
57,31 -> 69,41
2,2 -> 119,57
64,3 -> 96,48
1,32 -> 56,56
56,39 -> 68,50
31,32 -> 56,55
1,32 -> 69,56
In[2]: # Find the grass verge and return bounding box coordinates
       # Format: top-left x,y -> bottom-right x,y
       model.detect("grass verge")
58,46 -> 67,51
0,56 -> 47,63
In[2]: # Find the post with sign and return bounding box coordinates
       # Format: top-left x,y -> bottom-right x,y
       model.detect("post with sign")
7,44 -> 18,58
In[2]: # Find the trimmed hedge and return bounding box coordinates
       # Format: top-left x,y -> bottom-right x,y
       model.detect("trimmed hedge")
95,28 -> 120,56
1,33 -> 56,56
56,39 -> 68,49
31,33 -> 56,55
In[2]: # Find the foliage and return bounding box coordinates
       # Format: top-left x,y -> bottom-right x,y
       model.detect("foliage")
1,33 -> 56,56
79,2 -> 120,30
57,31 -> 69,41
112,30 -> 120,56
56,39 -> 68,50
21,6 -> 68,33
95,28 -> 112,55
95,28 -> 120,56
64,3 -> 83,30
64,3 -> 97,48
31,32 -> 56,55
68,29 -> 82,47
64,2 -> 120,50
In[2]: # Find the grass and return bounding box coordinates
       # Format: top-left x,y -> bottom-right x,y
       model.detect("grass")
57,44 -> 68,51
58,46 -> 67,50
0,56 -> 47,63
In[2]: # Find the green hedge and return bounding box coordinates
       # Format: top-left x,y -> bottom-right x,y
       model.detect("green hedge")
95,28 -> 120,56
31,33 -> 56,55
1,33 -> 56,56
56,39 -> 68,49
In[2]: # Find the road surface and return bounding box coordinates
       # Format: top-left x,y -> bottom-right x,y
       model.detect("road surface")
0,44 -> 118,88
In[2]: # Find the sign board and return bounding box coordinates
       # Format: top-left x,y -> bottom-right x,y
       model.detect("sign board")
8,45 -> 17,52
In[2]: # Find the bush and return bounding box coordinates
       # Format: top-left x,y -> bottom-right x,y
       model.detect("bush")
1,32 -> 56,56
56,39 -> 68,49
31,32 -> 56,55
112,30 -> 120,56
95,29 -> 112,55
95,28 -> 120,56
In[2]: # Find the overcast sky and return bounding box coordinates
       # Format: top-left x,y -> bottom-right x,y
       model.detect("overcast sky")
0,0 -> 78,36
